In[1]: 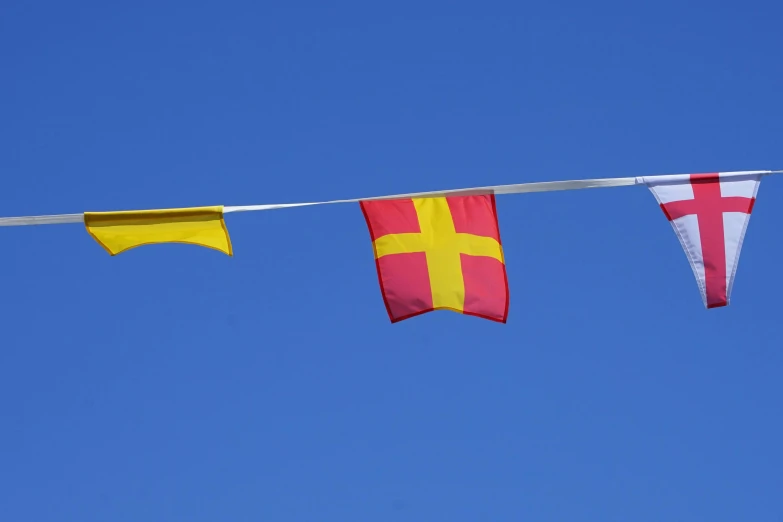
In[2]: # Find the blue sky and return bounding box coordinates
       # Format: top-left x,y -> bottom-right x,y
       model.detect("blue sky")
1,1 -> 782,520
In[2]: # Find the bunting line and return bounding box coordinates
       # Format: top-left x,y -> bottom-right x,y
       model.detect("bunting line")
0,170 -> 777,227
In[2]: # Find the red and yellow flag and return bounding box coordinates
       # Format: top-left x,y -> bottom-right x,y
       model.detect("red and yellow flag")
360,195 -> 508,323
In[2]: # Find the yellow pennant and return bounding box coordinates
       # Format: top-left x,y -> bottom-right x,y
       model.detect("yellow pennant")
84,206 -> 232,256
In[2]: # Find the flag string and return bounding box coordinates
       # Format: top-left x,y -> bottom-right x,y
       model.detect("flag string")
1,170 -> 780,227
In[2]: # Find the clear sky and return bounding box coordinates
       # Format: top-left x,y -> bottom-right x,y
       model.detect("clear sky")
1,1 -> 782,520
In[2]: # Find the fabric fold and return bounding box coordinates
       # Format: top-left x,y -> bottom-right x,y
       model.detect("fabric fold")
360,195 -> 508,323
84,206 -> 232,256
642,173 -> 760,308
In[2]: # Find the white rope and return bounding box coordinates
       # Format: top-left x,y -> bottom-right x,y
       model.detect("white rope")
0,214 -> 84,227
0,170 -> 777,227
222,176 -> 641,213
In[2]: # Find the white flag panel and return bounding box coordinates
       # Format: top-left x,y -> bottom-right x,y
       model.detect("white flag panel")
641,172 -> 760,308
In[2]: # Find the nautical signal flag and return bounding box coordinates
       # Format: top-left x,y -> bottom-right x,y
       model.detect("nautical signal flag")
642,172 -> 761,308
85,206 -> 233,256
360,195 -> 509,323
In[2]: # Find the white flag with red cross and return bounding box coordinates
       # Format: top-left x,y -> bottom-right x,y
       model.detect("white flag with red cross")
640,171 -> 763,308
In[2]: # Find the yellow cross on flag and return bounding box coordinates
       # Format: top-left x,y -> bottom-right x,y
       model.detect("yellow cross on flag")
360,195 -> 509,323
372,197 -> 504,312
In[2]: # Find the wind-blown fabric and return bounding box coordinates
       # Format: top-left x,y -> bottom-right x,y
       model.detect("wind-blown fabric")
85,206 -> 232,256
0,168 -> 777,319
641,172 -> 760,308
360,195 -> 509,323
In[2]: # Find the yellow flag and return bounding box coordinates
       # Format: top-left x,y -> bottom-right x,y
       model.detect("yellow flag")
84,206 -> 232,256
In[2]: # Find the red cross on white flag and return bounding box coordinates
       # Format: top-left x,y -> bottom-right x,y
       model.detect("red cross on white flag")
641,171 -> 763,308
